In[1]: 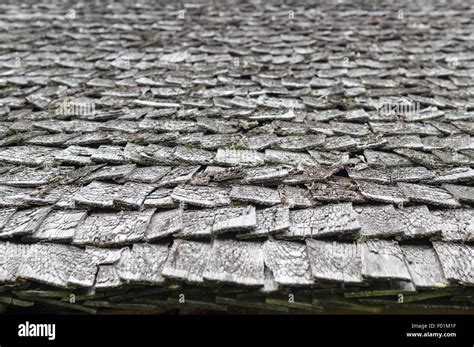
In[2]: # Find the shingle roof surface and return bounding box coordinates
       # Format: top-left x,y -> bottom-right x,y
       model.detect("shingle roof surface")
0,0 -> 472,314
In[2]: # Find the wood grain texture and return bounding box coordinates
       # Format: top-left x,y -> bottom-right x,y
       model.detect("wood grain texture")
398,183 -> 461,208
0,242 -> 30,282
401,245 -> 448,289
431,209 -> 474,242
278,185 -> 313,208
263,240 -> 313,286
73,181 -> 120,208
230,185 -> 281,206
17,243 -> 97,288
178,209 -> 215,238
145,208 -> 183,241
238,205 -> 289,239
203,240 -> 265,286
113,182 -> 155,209
282,203 -> 360,239
143,188 -> 176,208
361,240 -> 411,281
162,239 -> 211,283
32,210 -> 87,241
433,242 -> 473,286
0,207 -> 51,238
212,206 -> 256,234
442,184 -> 474,203
396,205 -> 441,239
171,185 -> 230,207
95,265 -> 122,289
73,209 -> 155,246
357,180 -> 409,204
215,148 -> 265,167
306,240 -> 363,284
0,208 -> 16,230
355,205 -> 405,238
117,243 -> 169,284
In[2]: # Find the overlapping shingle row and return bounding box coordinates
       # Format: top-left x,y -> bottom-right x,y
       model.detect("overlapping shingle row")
1,239 -> 472,290
0,203 -> 472,243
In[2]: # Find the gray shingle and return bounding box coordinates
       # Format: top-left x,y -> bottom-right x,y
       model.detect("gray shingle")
203,240 -> 265,286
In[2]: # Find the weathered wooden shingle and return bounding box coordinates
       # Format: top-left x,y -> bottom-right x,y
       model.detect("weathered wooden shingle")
33,185 -> 81,209
90,145 -> 126,164
85,164 -> 136,183
0,208 -> 16,230
117,243 -> 169,284
140,145 -> 176,165
0,207 -> 51,238
355,205 -> 405,238
173,146 -> 215,165
275,135 -> 326,151
431,209 -> 474,242
145,208 -> 183,241
157,166 -> 200,187
278,185 -> 313,208
126,166 -> 171,184
282,203 -> 360,239
442,184 -> 474,204
265,149 -> 318,167
401,246 -> 448,289
348,166 -> 435,184
398,183 -> 461,208
17,243 -> 98,288
282,165 -> 338,185
178,209 -> 215,238
357,181 -> 408,204
230,185 -> 281,205
432,242 -> 473,286
310,177 -> 366,203
55,146 -> 97,166
171,185 -> 230,208
0,186 -> 32,207
215,149 -> 265,167
431,167 -> 474,184
364,149 -> 413,168
0,167 -> 68,187
243,134 -> 280,151
73,209 -> 155,246
361,240 -> 411,281
263,240 -> 313,286
394,148 -> 444,169
16,243 -> 77,287
212,206 -> 256,234
73,181 -> 121,209
306,240 -> 363,284
32,210 -> 87,241
113,182 -> 155,209
0,0 -> 473,311
84,246 -> 124,265
204,240 -> 265,286
177,206 -> 256,238
143,188 -> 175,208
238,205 -> 290,239
396,205 -> 441,239
95,265 -> 122,289
162,240 -> 211,283
0,242 -> 30,282
242,166 -> 289,184
0,146 -> 57,167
